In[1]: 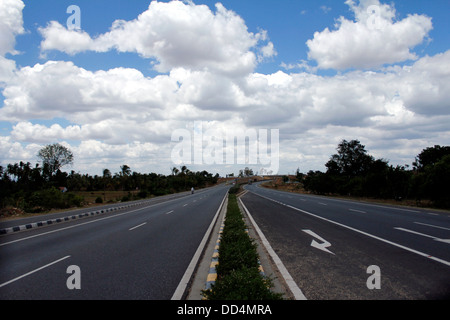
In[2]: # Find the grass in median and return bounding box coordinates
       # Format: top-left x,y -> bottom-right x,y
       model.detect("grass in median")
202,192 -> 283,300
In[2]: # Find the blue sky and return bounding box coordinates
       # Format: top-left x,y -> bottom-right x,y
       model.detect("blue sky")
12,0 -> 450,75
1,0 -> 449,176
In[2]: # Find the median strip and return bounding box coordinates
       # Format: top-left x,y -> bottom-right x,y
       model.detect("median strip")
239,197 -> 307,300
202,191 -> 282,300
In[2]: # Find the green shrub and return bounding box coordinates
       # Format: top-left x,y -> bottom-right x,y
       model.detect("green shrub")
217,194 -> 258,277
27,188 -> 84,210
29,187 -> 64,210
203,192 -> 283,300
203,267 -> 283,300
216,230 -> 259,278
65,192 -> 84,207
137,190 -> 148,199
228,184 -> 241,194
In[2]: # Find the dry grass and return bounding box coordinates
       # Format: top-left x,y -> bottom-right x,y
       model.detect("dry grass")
0,190 -> 144,221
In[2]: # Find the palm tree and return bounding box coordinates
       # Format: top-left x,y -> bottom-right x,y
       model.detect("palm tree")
102,169 -> 112,201
120,165 -> 131,190
120,165 -> 131,177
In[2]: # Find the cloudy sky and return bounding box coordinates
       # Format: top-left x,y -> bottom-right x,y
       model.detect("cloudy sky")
1,0 -> 449,176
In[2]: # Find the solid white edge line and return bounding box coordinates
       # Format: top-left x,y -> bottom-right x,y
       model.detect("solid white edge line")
253,192 -> 450,268
254,183 -> 423,213
171,192 -> 228,300
0,255 -> 71,288
238,197 -> 307,300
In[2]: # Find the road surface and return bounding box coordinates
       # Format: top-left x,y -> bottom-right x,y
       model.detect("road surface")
0,184 -> 229,300
241,182 -> 450,299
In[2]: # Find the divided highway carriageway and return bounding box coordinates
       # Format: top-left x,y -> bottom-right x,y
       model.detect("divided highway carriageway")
241,182 -> 450,300
2,180 -> 449,300
0,184 -> 229,300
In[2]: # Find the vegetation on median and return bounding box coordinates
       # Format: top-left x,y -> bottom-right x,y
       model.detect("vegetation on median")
202,190 -> 283,300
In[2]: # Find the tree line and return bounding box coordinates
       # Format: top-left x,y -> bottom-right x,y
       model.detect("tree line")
299,140 -> 450,209
0,143 -> 219,213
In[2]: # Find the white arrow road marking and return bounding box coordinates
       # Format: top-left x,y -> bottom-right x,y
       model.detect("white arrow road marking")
302,229 -> 335,255
395,227 -> 450,244
251,192 -> 450,266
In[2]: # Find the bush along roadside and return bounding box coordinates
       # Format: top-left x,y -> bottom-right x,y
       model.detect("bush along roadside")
202,192 -> 283,300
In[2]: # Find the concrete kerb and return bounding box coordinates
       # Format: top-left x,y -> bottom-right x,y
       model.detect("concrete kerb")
204,213 -> 225,292
187,194 -> 229,300
0,200 -> 153,235
187,190 -> 290,300
237,194 -> 293,300
238,196 -> 307,300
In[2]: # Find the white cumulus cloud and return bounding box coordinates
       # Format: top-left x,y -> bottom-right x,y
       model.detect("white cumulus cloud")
0,0 -> 25,56
39,1 -> 274,75
0,0 -> 25,84
306,0 -> 433,70
1,0 -> 449,175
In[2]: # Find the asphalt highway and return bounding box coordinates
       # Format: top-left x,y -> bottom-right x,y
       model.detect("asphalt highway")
241,182 -> 450,299
0,184 -> 229,300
